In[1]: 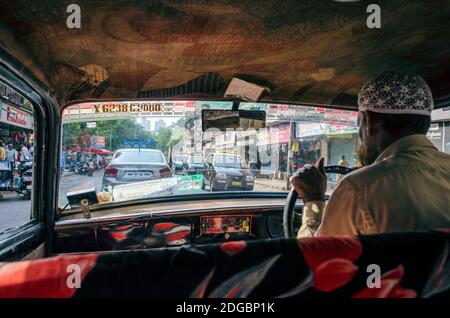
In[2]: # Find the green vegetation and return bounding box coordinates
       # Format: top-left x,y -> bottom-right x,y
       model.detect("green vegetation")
62,117 -> 187,153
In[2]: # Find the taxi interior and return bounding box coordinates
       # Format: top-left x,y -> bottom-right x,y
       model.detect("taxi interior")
0,0 -> 449,298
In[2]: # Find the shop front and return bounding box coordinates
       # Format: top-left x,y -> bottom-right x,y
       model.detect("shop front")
256,122 -> 291,179
0,98 -> 34,149
429,108 -> 450,154
293,121 -> 358,174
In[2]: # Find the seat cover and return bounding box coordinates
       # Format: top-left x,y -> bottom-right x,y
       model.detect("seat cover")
0,231 -> 449,298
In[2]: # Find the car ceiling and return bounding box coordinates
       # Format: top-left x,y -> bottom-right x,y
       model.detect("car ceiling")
1,0 -> 450,109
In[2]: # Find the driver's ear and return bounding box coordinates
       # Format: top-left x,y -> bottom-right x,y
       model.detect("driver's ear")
365,111 -> 378,137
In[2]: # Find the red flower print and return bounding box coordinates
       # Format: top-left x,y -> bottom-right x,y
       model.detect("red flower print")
220,241 -> 247,255
111,231 -> 127,242
298,236 -> 363,269
298,236 -> 363,292
0,254 -> 98,298
314,258 -> 359,292
353,265 -> 417,298
153,222 -> 178,232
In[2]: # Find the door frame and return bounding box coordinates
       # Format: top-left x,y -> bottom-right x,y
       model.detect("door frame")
0,48 -> 60,260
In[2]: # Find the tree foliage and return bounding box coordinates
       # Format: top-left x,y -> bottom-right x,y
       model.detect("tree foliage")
62,117 -> 187,153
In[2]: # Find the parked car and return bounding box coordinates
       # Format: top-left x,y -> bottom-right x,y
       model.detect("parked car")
182,155 -> 206,175
202,153 -> 254,191
171,155 -> 188,174
102,149 -> 172,190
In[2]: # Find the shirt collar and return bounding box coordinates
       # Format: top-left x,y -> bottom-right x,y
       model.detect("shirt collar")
375,134 -> 437,163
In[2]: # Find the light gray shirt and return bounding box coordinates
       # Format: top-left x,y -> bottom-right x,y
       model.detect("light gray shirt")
298,134 -> 450,237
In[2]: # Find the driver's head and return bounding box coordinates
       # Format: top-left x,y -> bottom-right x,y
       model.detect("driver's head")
357,71 -> 433,165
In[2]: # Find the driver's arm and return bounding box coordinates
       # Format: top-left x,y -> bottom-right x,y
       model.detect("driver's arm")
315,179 -> 363,236
297,200 -> 325,237
297,179 -> 376,237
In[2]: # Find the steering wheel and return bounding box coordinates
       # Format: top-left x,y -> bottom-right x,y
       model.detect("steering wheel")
283,165 -> 354,238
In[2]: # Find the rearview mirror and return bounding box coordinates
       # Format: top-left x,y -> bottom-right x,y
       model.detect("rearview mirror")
202,109 -> 266,131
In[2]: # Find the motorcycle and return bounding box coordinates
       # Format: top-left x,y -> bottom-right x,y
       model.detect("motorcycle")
78,162 -> 89,175
19,168 -> 32,200
0,160 -> 32,200
17,161 -> 33,200
88,160 -> 95,177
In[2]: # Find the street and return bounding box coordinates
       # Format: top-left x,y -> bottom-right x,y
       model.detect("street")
59,170 -> 104,207
58,170 -> 279,207
0,192 -> 31,234
0,170 -> 282,233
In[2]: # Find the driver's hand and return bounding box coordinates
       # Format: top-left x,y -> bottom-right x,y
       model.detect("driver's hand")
290,157 -> 327,202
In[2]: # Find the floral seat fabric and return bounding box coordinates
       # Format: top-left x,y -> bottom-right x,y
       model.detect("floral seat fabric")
0,231 -> 449,298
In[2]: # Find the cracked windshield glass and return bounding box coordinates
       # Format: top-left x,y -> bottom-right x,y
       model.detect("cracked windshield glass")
59,101 -> 358,210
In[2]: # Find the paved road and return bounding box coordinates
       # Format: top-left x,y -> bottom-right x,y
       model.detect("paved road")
0,192 -> 32,234
59,170 -> 104,207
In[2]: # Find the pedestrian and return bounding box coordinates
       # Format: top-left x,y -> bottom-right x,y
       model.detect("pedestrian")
0,141 -> 6,160
20,143 -> 30,161
6,144 -> 16,169
336,155 -> 349,182
28,143 -> 34,160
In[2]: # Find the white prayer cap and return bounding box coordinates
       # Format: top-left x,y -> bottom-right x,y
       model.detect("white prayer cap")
358,72 -> 433,115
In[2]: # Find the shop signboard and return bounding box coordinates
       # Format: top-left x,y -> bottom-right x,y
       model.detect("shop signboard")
324,124 -> 358,136
270,122 -> 290,144
444,122 -> 450,154
295,122 -> 357,138
427,122 -> 444,151
7,106 -> 27,126
91,136 -> 106,148
295,122 -> 324,138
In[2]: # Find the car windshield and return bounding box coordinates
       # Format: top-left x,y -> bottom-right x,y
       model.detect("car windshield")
113,150 -> 164,163
59,101 -> 359,210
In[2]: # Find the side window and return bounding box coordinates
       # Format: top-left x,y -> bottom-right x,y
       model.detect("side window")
0,81 -> 35,234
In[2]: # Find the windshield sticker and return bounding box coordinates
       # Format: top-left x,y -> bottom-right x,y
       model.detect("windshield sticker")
94,103 -> 162,113
112,177 -> 178,202
176,174 -> 203,191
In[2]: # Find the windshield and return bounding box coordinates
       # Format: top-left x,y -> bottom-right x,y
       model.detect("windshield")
59,101 -> 359,211
113,150 -> 165,164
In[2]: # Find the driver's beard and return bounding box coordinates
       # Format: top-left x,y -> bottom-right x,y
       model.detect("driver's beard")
356,144 -> 379,167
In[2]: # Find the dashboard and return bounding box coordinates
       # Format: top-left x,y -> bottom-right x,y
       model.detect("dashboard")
53,197 -> 303,254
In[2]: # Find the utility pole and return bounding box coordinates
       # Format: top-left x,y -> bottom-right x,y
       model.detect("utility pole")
109,128 -> 112,150
286,122 -> 294,190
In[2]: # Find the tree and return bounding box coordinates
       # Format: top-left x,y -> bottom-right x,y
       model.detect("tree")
155,127 -> 172,153
62,119 -> 155,150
